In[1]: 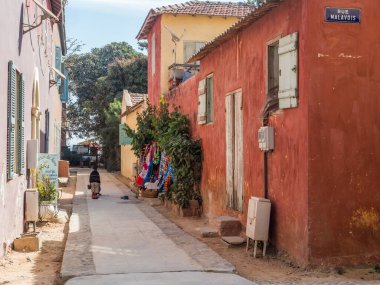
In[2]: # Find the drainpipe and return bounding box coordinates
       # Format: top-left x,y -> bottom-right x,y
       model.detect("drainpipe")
262,119 -> 269,199
264,150 -> 268,199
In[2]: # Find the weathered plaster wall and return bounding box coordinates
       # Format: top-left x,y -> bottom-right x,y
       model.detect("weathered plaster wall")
0,0 -> 62,256
160,14 -> 239,97
147,17 -> 162,106
121,105 -> 143,180
305,0 -> 380,264
168,0 -> 309,264
48,24 -> 63,155
147,14 -> 241,106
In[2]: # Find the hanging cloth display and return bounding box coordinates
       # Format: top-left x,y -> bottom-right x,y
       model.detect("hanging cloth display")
135,144 -> 153,186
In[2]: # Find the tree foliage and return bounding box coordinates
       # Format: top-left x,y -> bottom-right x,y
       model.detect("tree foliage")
246,0 -> 265,5
65,42 -> 147,171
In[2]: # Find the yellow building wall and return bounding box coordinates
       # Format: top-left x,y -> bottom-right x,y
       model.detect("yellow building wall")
120,105 -> 143,180
160,14 -> 239,94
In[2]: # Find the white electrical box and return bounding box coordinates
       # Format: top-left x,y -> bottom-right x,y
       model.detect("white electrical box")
246,197 -> 271,242
258,126 -> 274,151
25,189 -> 39,222
27,139 -> 39,169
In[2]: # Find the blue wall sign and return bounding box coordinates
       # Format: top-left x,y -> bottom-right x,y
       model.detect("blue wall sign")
38,153 -> 59,189
325,7 -> 361,23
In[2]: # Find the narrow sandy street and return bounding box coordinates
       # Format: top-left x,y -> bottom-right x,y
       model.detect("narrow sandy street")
61,169 -> 253,284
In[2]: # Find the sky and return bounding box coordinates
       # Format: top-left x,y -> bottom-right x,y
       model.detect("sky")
66,0 -> 244,53
66,0 -> 243,145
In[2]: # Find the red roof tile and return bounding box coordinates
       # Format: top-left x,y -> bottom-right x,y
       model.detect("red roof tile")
188,0 -> 282,62
137,1 -> 256,40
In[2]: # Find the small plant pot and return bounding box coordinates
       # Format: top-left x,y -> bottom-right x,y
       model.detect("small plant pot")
141,189 -> 158,198
180,206 -> 192,217
189,199 -> 199,209
189,199 -> 201,216
171,201 -> 180,215
39,201 -> 57,221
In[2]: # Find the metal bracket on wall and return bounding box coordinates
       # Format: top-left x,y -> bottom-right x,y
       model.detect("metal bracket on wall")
23,15 -> 46,34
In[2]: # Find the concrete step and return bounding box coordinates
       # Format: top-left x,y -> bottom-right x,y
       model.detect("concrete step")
221,236 -> 246,248
213,216 -> 241,236
197,226 -> 219,238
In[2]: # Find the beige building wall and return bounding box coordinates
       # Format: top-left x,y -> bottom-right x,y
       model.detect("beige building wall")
121,103 -> 143,180
160,14 -> 239,94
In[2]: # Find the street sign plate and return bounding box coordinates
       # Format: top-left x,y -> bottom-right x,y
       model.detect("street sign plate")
325,7 -> 361,23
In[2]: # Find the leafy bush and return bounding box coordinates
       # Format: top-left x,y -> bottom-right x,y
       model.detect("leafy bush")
32,165 -> 57,203
125,102 -> 202,208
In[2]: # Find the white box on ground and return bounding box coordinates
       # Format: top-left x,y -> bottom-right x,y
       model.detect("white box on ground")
25,189 -> 39,222
246,197 -> 271,257
246,197 -> 271,240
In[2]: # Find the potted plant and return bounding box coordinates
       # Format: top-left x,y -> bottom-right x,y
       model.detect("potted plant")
32,165 -> 58,221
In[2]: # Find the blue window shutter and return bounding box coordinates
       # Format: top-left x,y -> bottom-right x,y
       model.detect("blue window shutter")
119,124 -> 132,145
18,74 -> 25,174
45,110 -> 49,153
55,46 -> 62,86
119,124 -> 124,145
7,61 -> 16,180
60,64 -> 69,103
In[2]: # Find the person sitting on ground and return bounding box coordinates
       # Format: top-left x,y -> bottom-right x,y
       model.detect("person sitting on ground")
89,165 -> 101,199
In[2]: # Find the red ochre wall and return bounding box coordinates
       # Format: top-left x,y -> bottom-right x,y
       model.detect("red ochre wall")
305,0 -> 380,264
148,17 -> 161,106
167,0 -> 310,264
161,0 -> 380,265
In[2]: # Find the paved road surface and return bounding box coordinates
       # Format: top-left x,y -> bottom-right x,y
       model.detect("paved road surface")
62,170 -> 252,285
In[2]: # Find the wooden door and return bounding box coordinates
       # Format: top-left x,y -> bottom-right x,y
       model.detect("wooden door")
226,91 -> 244,211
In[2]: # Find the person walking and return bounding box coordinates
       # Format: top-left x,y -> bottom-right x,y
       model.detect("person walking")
89,165 -> 101,199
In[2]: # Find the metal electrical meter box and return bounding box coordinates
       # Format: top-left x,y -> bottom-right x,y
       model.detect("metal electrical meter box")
258,126 -> 274,151
246,197 -> 271,257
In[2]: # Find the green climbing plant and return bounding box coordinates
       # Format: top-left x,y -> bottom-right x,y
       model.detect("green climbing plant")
124,102 -> 202,208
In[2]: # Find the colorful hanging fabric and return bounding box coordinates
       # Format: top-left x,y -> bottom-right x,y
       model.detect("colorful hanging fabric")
159,163 -> 175,192
136,144 -> 153,186
157,152 -> 167,185
152,143 -> 161,166
143,144 -> 155,185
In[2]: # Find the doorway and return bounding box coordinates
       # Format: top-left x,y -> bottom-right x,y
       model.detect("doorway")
225,90 -> 243,211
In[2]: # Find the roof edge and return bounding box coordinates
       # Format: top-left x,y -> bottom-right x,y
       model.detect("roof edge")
188,0 -> 282,63
136,9 -> 156,40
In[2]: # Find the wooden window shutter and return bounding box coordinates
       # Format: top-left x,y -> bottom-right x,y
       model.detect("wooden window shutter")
55,46 -> 62,86
206,76 -> 214,123
18,74 -> 26,174
184,41 -> 196,63
119,124 -> 132,145
7,61 -> 16,180
197,79 -> 207,125
278,32 -> 298,109
60,63 -> 69,103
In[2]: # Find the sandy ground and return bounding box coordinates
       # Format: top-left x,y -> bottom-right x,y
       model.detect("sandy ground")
115,174 -> 380,284
1,172 -> 378,285
153,204 -> 380,283
0,176 -> 76,285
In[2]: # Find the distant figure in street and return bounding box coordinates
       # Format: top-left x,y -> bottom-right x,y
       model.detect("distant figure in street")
89,165 -> 101,199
